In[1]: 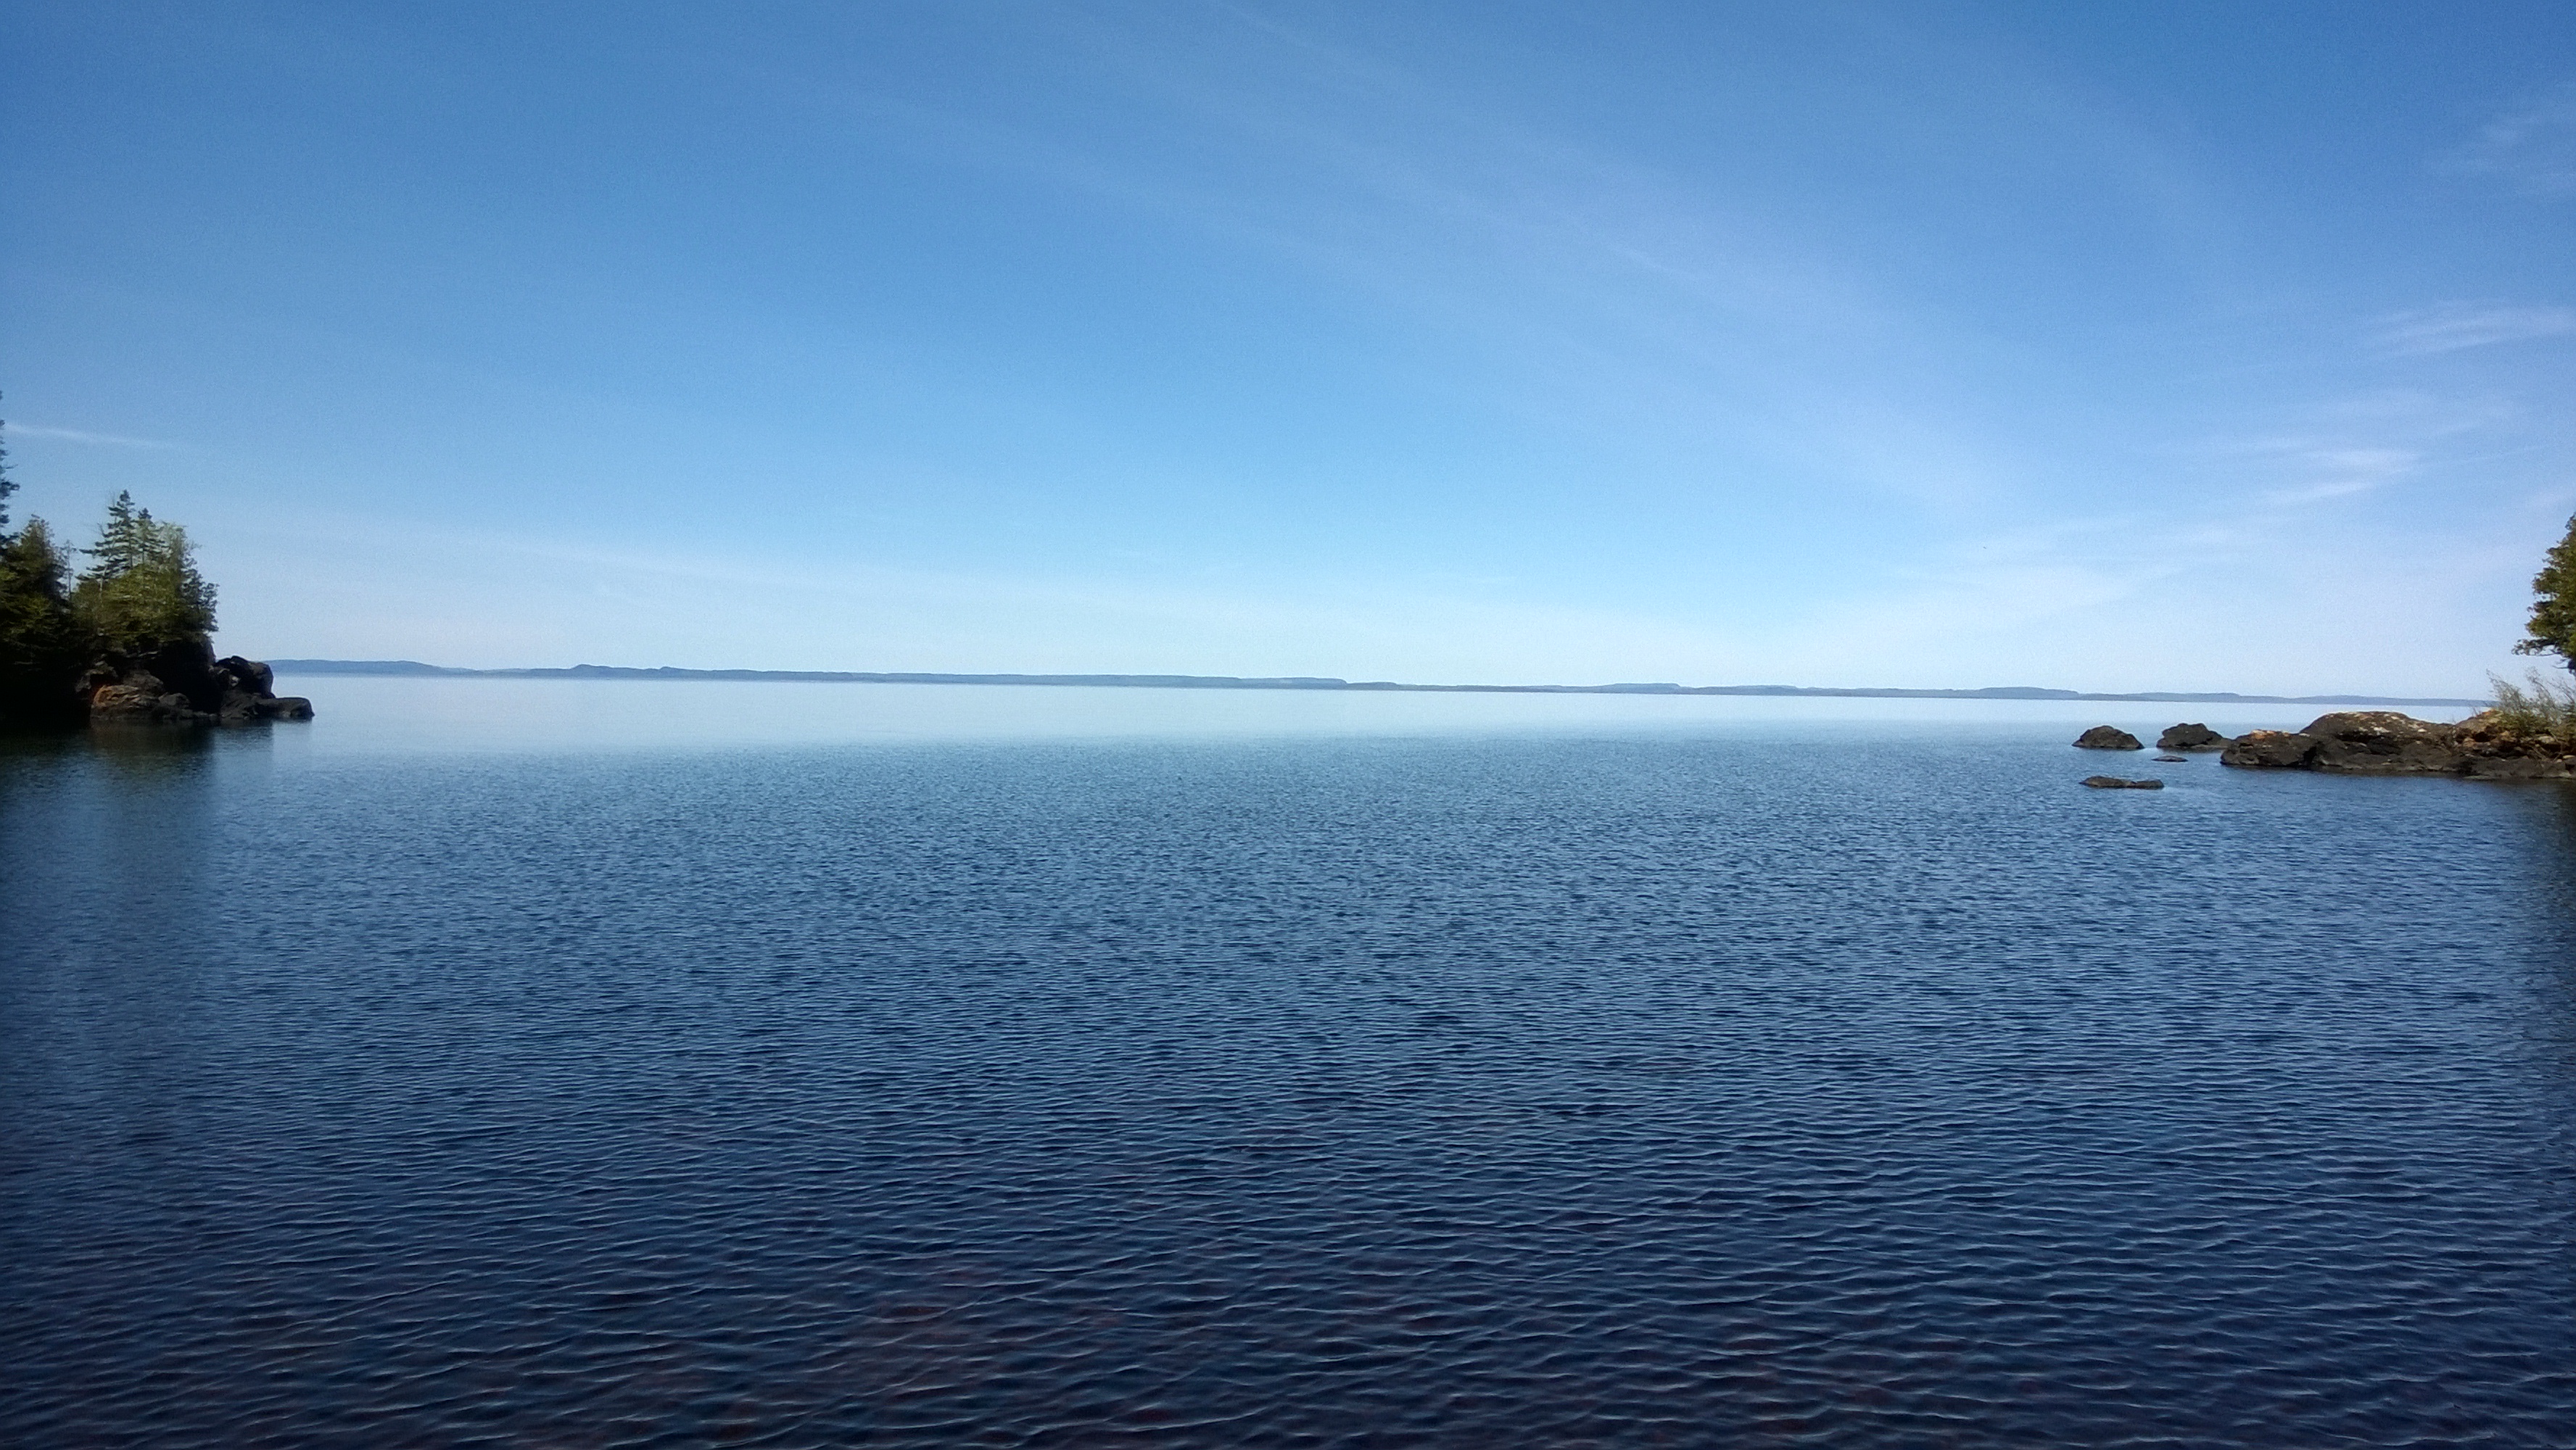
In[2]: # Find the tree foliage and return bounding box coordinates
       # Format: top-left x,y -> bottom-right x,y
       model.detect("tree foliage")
2514,512 -> 2576,672
71,491 -> 217,655
0,394 -> 15,534
0,413 -> 223,724
0,518 -> 83,722
0,408 -> 89,724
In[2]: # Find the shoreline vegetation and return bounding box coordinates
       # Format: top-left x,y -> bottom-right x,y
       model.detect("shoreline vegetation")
0,415 -> 307,730
267,658 -> 2486,708
2055,510 -> 2576,782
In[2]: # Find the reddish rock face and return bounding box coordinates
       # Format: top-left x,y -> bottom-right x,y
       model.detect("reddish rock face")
87,683 -> 170,720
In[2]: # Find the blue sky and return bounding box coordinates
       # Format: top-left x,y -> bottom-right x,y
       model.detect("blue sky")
4,1 -> 2572,693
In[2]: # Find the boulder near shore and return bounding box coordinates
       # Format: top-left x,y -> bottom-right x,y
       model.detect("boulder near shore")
2074,726 -> 2144,750
2157,723 -> 2229,751
83,641 -> 311,726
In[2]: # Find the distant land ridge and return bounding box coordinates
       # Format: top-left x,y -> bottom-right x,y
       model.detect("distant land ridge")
267,660 -> 2485,708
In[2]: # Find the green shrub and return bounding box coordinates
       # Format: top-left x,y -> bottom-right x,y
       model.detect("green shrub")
2485,670 -> 2576,739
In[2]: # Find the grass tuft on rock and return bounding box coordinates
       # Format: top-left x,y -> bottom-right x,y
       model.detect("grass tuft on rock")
2483,670 -> 2576,740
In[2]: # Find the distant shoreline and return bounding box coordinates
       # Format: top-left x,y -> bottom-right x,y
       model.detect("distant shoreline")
265,660 -> 2487,708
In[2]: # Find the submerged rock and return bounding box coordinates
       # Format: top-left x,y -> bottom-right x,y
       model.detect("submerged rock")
2157,723 -> 2229,752
2074,726 -> 2144,750
2081,775 -> 2164,790
2154,754 -> 2187,763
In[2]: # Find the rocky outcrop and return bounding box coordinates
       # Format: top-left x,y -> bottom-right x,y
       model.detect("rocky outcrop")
2447,712 -> 2576,779
2300,711 -> 2471,774
2075,726 -> 2144,750
2221,729 -> 2318,768
2220,710 -> 2576,779
84,639 -> 310,726
2157,723 -> 2229,752
2081,775 -> 2164,790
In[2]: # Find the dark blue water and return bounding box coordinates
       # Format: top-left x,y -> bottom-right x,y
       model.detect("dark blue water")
5,703 -> 2574,1446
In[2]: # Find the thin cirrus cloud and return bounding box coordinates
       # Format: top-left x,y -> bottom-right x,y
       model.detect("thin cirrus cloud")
7,423 -> 181,450
2372,302 -> 2576,355
2445,78 -> 2576,197
2263,450 -> 2419,508
2232,434 -> 2422,508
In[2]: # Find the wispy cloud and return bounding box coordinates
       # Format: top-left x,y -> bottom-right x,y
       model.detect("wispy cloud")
9,423 -> 180,450
2229,436 -> 2423,508
2372,302 -> 2576,355
2446,80 -> 2576,197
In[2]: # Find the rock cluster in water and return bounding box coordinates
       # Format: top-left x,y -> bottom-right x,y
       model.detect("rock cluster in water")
2071,712 -> 2576,781
2218,710 -> 2575,779
2081,775 -> 2164,790
85,640 -> 312,726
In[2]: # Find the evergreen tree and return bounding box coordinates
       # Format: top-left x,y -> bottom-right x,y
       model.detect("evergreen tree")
0,518 -> 83,723
73,491 -> 216,655
0,395 -> 15,533
0,411 -> 91,725
83,490 -> 152,576
2514,513 -> 2576,673
0,408 -> 226,724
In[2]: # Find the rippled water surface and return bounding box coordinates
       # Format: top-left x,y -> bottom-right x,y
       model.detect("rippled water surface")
4,681 -> 2573,1446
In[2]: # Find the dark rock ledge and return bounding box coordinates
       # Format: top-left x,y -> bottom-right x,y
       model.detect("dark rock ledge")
2081,776 -> 2164,790
84,641 -> 312,726
2218,711 -> 2576,780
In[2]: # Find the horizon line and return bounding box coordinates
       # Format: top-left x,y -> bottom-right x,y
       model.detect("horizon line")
262,660 -> 2490,708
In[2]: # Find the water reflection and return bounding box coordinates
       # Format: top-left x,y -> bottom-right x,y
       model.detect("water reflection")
0,724 -> 231,1239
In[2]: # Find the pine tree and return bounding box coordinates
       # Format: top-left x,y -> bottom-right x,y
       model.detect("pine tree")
84,490 -> 154,577
0,410 -> 91,726
2514,513 -> 2576,673
73,494 -> 216,656
0,395 -> 16,534
0,410 -> 226,724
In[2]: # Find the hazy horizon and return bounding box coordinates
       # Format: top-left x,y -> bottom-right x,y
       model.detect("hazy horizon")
5,1 -> 2573,697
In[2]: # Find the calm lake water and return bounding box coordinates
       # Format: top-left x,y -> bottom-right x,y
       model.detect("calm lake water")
4,679 -> 2572,1446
